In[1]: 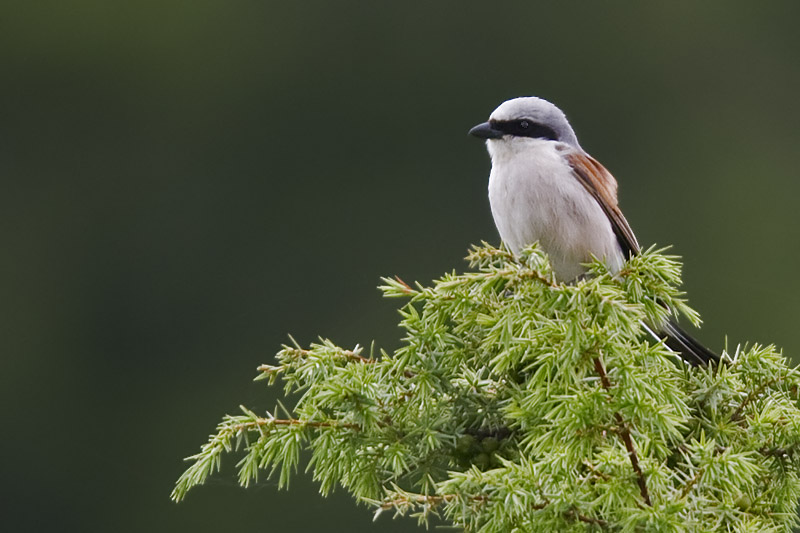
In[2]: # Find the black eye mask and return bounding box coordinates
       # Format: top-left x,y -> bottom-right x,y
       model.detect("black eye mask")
489,119 -> 558,141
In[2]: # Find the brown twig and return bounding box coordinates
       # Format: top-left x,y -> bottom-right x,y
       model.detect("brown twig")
760,445 -> 800,459
343,349 -> 376,364
233,417 -> 360,432
730,377 -> 782,422
392,275 -> 416,295
533,491 -> 607,526
493,268 -> 557,288
678,467 -> 705,499
259,347 -> 376,372
568,509 -> 607,527
380,493 -> 487,510
593,356 -> 652,506
381,493 -> 606,528
583,460 -> 611,481
464,426 -> 512,440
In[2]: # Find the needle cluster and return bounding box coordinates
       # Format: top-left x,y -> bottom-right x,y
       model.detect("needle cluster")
172,244 -> 800,531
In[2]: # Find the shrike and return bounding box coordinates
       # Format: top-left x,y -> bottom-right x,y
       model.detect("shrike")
469,96 -> 717,365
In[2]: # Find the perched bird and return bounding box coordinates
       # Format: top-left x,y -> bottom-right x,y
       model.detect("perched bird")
469,96 -> 717,365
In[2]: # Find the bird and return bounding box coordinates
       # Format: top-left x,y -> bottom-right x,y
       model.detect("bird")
469,96 -> 718,365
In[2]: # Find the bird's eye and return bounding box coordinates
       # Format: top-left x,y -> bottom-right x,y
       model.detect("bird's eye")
519,120 -> 530,129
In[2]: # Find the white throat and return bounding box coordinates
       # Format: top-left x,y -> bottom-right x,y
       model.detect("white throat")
486,138 -> 624,280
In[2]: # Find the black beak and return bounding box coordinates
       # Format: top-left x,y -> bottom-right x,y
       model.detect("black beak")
468,121 -> 504,139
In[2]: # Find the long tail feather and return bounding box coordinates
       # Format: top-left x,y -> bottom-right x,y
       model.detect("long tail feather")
659,320 -> 719,366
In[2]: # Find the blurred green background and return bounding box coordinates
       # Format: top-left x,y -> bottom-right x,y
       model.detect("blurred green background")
3,2 -> 799,531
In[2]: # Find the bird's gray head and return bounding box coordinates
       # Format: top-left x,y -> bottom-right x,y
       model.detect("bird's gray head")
469,96 -> 581,149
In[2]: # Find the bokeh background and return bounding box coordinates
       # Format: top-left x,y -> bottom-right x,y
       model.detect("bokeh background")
3,2 -> 800,531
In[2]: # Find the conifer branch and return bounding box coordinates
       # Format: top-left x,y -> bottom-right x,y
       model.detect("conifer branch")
678,467 -> 705,499
391,275 -> 415,295
593,355 -> 652,506
378,492 -> 487,510
174,244 -> 800,530
730,376 -> 782,422
232,417 -> 361,432
583,460 -> 611,481
380,493 -> 607,528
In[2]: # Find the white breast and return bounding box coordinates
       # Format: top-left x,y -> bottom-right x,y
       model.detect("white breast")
487,138 -> 624,280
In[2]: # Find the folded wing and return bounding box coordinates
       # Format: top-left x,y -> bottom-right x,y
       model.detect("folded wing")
566,151 -> 718,365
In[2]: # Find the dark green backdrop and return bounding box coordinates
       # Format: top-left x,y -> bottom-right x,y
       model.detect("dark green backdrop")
4,2 -> 800,531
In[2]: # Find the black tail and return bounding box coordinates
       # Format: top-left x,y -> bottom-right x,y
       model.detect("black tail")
659,320 -> 719,366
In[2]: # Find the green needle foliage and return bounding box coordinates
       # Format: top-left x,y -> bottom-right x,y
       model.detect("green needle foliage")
172,243 -> 800,531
